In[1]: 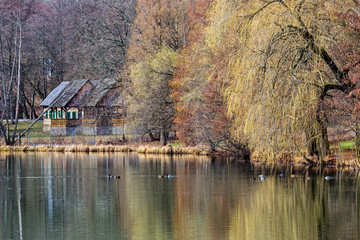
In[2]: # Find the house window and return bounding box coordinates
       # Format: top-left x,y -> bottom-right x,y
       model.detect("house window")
66,112 -> 71,119
72,111 -> 77,119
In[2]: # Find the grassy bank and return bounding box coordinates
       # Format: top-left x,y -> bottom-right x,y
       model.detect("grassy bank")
0,143 -> 210,155
1,122 -> 358,165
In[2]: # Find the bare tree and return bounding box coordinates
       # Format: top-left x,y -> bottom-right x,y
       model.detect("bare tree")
0,0 -> 36,145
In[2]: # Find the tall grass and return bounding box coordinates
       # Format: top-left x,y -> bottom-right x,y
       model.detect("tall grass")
0,143 -> 209,155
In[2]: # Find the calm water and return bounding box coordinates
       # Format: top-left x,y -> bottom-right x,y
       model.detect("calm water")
0,152 -> 359,240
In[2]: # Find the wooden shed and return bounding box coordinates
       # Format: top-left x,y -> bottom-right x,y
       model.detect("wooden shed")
39,78 -> 124,135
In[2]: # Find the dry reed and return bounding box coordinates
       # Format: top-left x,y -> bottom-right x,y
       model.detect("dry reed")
0,144 -> 209,155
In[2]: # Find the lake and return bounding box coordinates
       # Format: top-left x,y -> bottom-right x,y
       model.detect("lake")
0,152 -> 359,240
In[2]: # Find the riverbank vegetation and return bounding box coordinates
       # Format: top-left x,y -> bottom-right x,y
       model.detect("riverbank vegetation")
0,143 -> 209,156
1,0 -> 359,166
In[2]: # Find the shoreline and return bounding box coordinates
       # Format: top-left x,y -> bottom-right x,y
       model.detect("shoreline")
1,143 -> 359,174
0,144 -> 210,155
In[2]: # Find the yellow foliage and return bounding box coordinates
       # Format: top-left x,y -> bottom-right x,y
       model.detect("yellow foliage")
202,0 -> 356,157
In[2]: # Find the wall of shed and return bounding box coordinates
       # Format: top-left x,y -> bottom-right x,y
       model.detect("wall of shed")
43,107 -> 80,131
43,118 -> 125,136
46,126 -> 127,136
52,127 -> 68,136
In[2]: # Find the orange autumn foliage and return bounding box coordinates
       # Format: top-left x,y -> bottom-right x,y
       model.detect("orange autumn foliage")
172,0 -> 232,147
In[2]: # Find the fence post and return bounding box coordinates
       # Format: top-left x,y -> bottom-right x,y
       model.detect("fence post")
122,119 -> 125,141
93,126 -> 96,143
72,127 -> 75,144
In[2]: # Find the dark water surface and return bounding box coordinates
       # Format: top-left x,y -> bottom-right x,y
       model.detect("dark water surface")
0,152 -> 359,240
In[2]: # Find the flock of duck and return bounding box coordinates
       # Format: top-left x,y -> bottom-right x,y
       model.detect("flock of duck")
107,174 -> 174,179
251,174 -> 334,181
158,174 -> 173,178
108,173 -> 333,180
108,174 -> 121,179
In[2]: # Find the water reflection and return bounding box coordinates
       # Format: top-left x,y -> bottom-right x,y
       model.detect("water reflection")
0,152 -> 359,240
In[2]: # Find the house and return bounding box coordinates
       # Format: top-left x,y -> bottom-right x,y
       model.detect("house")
40,78 -> 125,136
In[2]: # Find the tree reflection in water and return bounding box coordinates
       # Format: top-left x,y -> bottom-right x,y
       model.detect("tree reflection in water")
0,152 -> 359,240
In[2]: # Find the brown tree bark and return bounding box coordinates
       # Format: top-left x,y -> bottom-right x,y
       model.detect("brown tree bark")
160,127 -> 167,146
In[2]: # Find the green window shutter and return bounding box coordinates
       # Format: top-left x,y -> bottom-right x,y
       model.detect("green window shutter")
52,111 -> 56,119
45,112 -> 48,119
72,111 -> 76,119
66,112 -> 70,119
58,110 -> 61,118
49,110 -> 52,119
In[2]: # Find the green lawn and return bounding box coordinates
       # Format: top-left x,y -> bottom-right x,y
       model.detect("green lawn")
3,120 -> 49,138
17,121 -> 49,138
339,140 -> 355,149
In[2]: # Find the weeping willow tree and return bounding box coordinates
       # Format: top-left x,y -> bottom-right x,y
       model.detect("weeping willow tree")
203,0 -> 359,162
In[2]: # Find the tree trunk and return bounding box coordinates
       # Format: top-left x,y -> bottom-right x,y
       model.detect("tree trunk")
10,94 -> 14,124
306,114 -> 330,164
355,123 -> 360,166
209,140 -> 216,152
25,90 -> 38,119
160,127 -> 167,146
22,98 -> 29,119
31,90 -> 37,119
148,131 -> 158,142
20,79 -> 28,119
306,129 -> 317,156
315,113 -> 330,165
0,21 -> 9,144
12,21 -> 22,144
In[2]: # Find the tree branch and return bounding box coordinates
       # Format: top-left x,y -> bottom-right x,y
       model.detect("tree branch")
342,58 -> 360,75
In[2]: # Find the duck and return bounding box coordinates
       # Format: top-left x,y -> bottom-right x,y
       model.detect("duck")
279,173 -> 285,178
158,174 -> 173,178
108,174 -> 120,179
259,175 -> 266,181
324,176 -> 332,181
